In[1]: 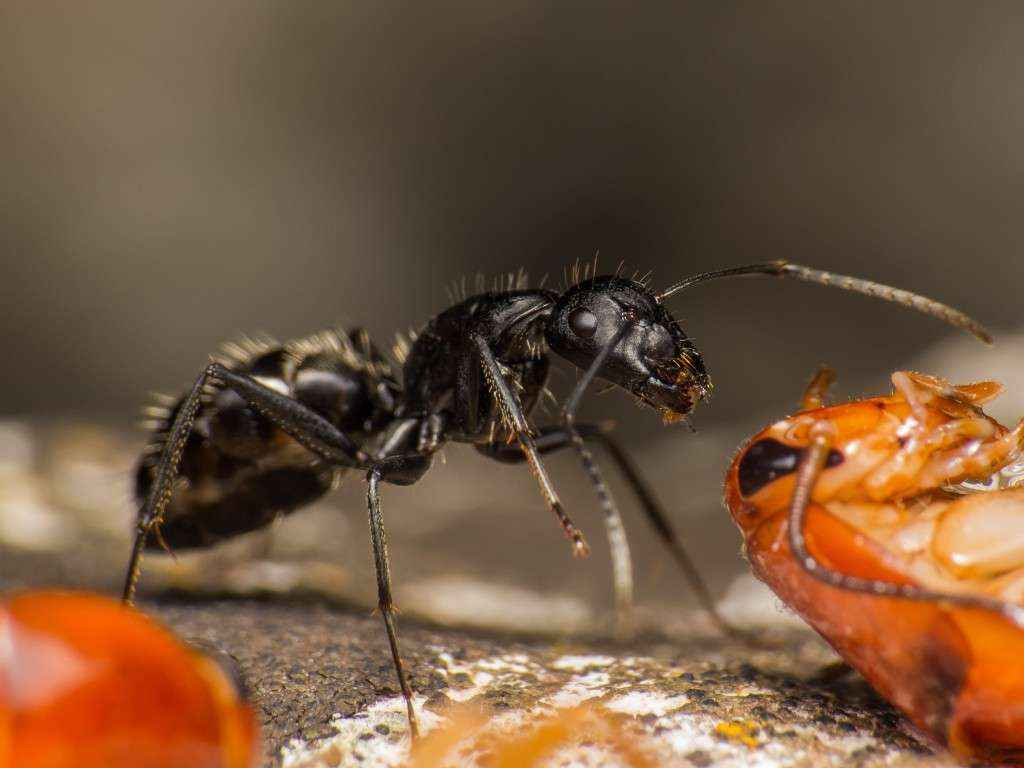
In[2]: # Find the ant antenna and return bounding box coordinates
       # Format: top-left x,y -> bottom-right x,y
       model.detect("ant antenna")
655,260 -> 992,345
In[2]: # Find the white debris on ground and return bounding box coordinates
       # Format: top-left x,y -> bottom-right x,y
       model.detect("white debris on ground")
280,695 -> 442,768
279,650 -> 954,768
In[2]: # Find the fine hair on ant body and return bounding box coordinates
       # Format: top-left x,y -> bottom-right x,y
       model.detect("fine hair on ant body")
122,259 -> 989,738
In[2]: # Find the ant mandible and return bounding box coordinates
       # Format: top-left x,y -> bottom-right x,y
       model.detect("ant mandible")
121,259 -> 990,739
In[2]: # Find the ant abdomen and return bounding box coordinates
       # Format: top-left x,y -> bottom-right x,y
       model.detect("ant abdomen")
135,328 -> 400,550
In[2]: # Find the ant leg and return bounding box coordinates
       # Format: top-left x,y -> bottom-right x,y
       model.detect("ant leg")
123,364 -> 428,738
566,426 -> 634,634
208,364 -> 370,464
481,421 -> 633,629
122,362 -> 371,604
788,419 -> 1024,627
800,365 -> 836,411
558,323 -> 760,640
478,424 -> 752,641
366,468 -> 420,739
587,430 -> 755,641
123,370 -> 206,604
559,326 -> 634,629
471,334 -> 589,556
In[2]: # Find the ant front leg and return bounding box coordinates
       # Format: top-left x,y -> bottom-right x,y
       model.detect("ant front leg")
122,362 -> 370,604
557,330 -> 636,634
470,334 -> 590,556
558,322 -> 756,641
478,423 -> 751,641
477,422 -> 634,635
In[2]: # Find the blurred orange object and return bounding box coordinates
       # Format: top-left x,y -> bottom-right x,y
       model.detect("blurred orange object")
0,591 -> 257,768
406,704 -> 653,768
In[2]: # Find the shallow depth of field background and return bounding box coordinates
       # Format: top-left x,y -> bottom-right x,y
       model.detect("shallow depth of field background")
2,2 -> 1024,617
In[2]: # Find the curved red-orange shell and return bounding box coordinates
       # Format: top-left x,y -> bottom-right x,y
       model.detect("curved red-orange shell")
725,427 -> 1024,764
0,591 -> 258,768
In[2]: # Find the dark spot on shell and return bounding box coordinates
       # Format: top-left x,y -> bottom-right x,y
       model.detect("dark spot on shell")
737,438 -> 844,497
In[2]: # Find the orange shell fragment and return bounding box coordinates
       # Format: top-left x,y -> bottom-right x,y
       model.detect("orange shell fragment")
0,591 -> 258,768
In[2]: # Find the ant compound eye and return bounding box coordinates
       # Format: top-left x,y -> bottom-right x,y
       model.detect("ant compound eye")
568,307 -> 598,338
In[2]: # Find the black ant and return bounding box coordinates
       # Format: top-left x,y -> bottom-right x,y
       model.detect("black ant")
121,260 -> 989,738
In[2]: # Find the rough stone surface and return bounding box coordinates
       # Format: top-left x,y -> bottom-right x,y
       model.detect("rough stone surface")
0,417 -> 977,766
146,598 -> 952,767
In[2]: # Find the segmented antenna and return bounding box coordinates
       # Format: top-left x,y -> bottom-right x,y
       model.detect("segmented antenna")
655,260 -> 992,345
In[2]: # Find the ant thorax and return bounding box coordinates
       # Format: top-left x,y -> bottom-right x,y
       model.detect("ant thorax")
396,288 -> 558,434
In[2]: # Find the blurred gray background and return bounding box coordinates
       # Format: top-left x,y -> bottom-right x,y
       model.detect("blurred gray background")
2,2 -> 1023,621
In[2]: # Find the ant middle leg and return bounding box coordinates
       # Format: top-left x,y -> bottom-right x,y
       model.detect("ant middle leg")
475,325 -> 634,630
366,467 -> 421,739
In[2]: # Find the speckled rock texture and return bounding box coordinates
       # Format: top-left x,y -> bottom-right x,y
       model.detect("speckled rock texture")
146,598 -> 957,768
2,363 -> 999,767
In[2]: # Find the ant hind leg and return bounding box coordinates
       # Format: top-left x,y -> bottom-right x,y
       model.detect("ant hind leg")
122,361 -> 370,603
124,360 -> 430,738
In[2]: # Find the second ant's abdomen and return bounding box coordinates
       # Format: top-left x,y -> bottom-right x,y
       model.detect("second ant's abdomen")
135,329 -> 400,550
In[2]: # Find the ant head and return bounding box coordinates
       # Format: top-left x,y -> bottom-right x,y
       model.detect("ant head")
545,276 -> 710,422
541,260 -> 989,425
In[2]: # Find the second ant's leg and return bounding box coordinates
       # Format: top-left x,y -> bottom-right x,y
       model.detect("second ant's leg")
787,418 -> 1024,627
366,468 -> 420,739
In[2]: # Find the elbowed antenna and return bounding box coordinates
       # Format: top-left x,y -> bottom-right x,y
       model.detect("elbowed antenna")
655,260 -> 992,345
